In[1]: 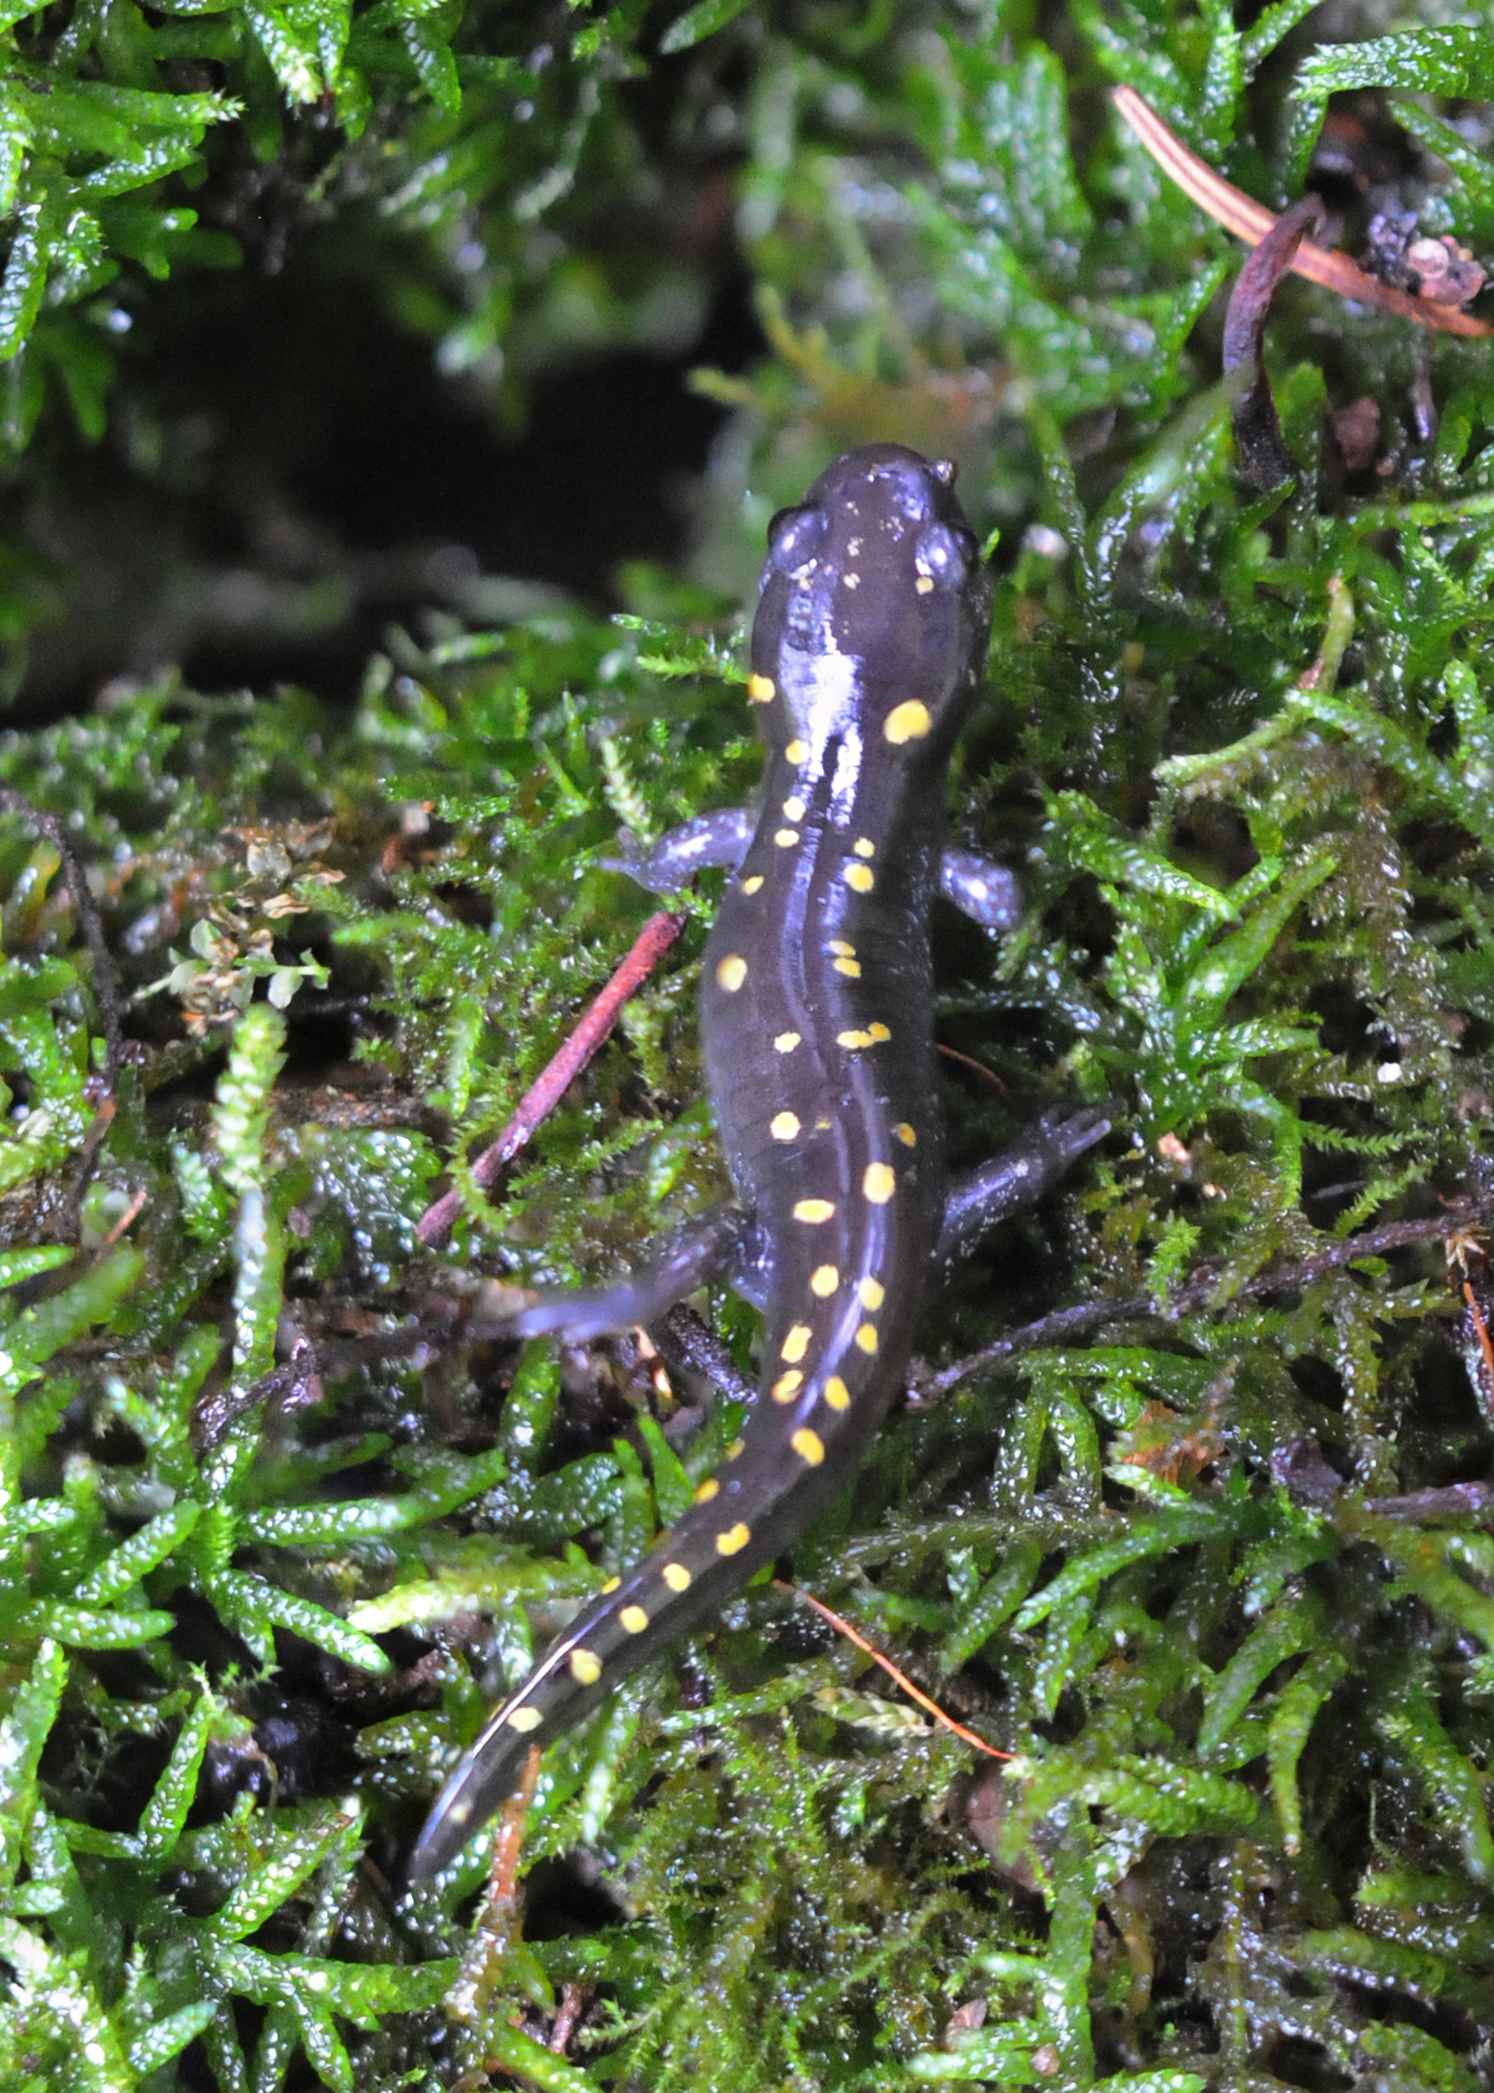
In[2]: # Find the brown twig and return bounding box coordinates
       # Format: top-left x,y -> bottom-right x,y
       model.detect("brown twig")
488,1743 -> 542,1908
779,1581 -> 1010,1760
1464,1280 -> 1494,1391
548,1982 -> 590,2056
92,1185 -> 147,1262
417,909 -> 687,1250
445,1744 -> 543,2033
1112,85 -> 1491,339
918,1205 -> 1486,1401
937,1043 -> 1008,1093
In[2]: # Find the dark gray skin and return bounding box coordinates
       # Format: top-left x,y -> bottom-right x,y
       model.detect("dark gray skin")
408,446 -> 1106,1882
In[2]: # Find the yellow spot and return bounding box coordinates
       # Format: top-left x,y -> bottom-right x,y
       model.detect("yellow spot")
695,1477 -> 720,1503
774,1031 -> 801,1053
825,1376 -> 851,1411
772,1370 -> 803,1402
853,837 -> 875,858
837,1028 -> 874,1049
844,863 -> 875,893
833,957 -> 862,978
810,1264 -> 840,1297
508,1704 -> 544,1732
741,874 -> 764,895
792,1427 -> 826,1467
748,674 -> 776,704
775,828 -> 800,847
601,1576 -> 622,1594
915,575 -> 934,595
770,1110 -> 800,1142
727,1438 -> 745,1459
859,1275 -> 885,1311
856,1323 -> 879,1354
830,939 -> 856,956
894,1122 -> 917,1147
785,738 -> 808,764
620,1605 -> 649,1634
716,1522 -> 751,1556
716,954 -> 747,993
864,1161 -> 896,1203
570,1648 -> 602,1685
793,1198 -> 836,1224
844,573 -> 860,590
783,794 -> 807,821
884,700 -> 933,744
868,1022 -> 891,1042
781,1323 -> 812,1363
662,1562 -> 692,1593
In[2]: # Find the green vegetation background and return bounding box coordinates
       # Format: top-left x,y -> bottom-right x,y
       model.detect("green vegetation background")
3,0 -> 1494,2087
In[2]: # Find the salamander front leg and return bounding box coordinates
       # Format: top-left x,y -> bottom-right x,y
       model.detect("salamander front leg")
940,847 -> 1022,933
510,1208 -> 750,1342
604,809 -> 754,893
934,1107 -> 1110,1278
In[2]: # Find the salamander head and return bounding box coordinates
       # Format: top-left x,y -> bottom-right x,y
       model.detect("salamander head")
748,444 -> 993,767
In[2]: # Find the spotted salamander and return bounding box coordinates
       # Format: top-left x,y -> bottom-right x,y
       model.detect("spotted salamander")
408,444 -> 1107,1881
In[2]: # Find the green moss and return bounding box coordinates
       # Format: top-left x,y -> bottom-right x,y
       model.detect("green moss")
1,0 -> 1494,2087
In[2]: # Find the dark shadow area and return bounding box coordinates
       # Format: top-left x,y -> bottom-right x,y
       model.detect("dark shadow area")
13,243 -> 761,720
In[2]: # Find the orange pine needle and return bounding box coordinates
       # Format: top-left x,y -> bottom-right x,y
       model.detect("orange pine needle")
489,1743 -> 543,1908
94,1183 -> 147,1260
1464,1280 -> 1494,1392
1113,85 -> 1490,339
780,1582 -> 1010,1759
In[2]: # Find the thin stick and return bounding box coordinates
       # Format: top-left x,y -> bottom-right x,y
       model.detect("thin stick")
444,1744 -> 543,2032
920,1204 -> 1487,1400
92,1185 -> 147,1261
937,1043 -> 1008,1092
1113,85 -> 1491,339
780,1581 -> 1010,1760
417,909 -> 687,1249
488,1743 -> 543,1908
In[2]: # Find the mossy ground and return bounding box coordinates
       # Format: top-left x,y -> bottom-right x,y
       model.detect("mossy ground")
1,2 -> 1494,2089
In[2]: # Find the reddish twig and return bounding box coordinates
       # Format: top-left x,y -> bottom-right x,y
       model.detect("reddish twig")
549,1981 -> 590,2056
92,1184 -> 147,1262
780,1581 -> 1010,1760
417,909 -> 687,1249
1463,1280 -> 1494,1426
937,1042 -> 1008,1093
445,1744 -> 543,2031
1113,85 -> 1491,339
488,1743 -> 543,1908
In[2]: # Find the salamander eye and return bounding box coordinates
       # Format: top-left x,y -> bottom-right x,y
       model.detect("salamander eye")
914,520 -> 978,589
765,503 -> 828,575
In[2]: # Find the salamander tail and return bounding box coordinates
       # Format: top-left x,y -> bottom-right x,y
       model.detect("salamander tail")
406,1448 -> 832,1880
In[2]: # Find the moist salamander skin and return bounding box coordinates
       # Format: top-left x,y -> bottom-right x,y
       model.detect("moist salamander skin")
408,444 -> 1105,1883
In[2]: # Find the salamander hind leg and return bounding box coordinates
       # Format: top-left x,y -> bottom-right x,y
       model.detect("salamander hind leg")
508,1208 -> 748,1342
934,1108 -> 1110,1275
